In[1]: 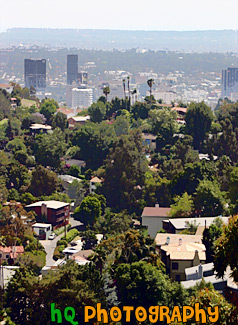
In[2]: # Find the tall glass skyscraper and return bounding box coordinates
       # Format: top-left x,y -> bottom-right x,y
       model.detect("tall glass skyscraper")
24,59 -> 46,89
67,54 -> 78,85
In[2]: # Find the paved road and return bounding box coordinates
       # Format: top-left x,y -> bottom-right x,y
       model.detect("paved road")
40,217 -> 83,266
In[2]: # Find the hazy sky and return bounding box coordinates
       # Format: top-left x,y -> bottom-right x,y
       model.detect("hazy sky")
0,0 -> 238,31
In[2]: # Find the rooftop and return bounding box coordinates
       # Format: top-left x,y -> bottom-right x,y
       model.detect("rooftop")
167,216 -> 229,230
70,115 -> 90,122
90,176 -> 102,183
171,107 -> 187,113
161,242 -> 206,261
26,200 -> 69,210
30,123 -> 52,130
155,233 -> 202,247
58,175 -> 81,184
142,207 -> 171,217
32,223 -> 52,228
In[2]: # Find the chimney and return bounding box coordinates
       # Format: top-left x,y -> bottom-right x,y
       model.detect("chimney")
198,264 -> 203,279
155,203 -> 159,207
179,238 -> 182,246
166,237 -> 170,245
41,203 -> 47,217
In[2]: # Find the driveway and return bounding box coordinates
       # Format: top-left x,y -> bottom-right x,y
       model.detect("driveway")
40,217 -> 83,266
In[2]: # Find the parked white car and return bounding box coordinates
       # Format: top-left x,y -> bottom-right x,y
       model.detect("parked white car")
48,233 -> 56,240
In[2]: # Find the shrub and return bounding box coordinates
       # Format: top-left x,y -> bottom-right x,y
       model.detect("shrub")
57,239 -> 68,247
62,229 -> 79,243
53,246 -> 64,261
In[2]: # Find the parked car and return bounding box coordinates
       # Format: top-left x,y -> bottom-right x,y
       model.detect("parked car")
48,233 -> 56,240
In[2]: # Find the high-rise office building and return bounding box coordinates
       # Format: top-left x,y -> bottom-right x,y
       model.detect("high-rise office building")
67,54 -> 78,85
222,67 -> 238,98
24,59 -> 46,89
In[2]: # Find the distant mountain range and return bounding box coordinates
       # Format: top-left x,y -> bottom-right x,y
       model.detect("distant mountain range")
0,28 -> 238,52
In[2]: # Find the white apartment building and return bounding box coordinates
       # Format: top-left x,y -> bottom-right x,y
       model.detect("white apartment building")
72,87 -> 93,109
147,90 -> 178,104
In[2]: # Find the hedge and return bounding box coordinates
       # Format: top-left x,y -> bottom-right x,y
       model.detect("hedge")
53,246 -> 64,261
54,224 -> 71,236
61,229 -> 79,243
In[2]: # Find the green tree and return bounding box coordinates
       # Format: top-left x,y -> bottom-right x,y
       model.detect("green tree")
114,114 -> 130,136
147,78 -> 154,107
51,112 -> 68,131
202,217 -> 223,263
214,215 -> 238,282
73,195 -> 101,226
147,108 -> 178,149
193,180 -> 225,216
29,165 -> 59,197
102,130 -> 147,212
229,166 -> 238,214
169,192 -> 194,218
131,101 -> 149,120
6,162 -> 30,191
88,102 -> 106,123
34,128 -> 67,169
71,122 -> 116,169
185,101 -> 214,150
182,288 -> 236,325
0,89 -> 11,119
68,165 -> 81,178
6,262 -> 103,325
103,86 -> 110,102
114,261 -> 188,311
94,209 -> 133,237
6,138 -> 26,153
39,99 -> 58,122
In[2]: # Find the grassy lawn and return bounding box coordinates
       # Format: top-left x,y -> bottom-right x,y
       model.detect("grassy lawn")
21,98 -> 38,108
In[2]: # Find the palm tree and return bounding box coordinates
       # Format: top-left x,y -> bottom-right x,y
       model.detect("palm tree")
131,88 -> 137,105
127,76 -> 130,109
122,79 -> 127,109
103,86 -> 110,102
147,78 -> 154,107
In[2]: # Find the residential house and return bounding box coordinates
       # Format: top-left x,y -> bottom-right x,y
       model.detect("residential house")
64,159 -> 86,169
181,263 -> 238,294
25,200 -> 70,228
142,133 -> 157,151
29,123 -> 52,135
0,266 -> 19,288
68,115 -> 90,129
160,241 -> 206,282
141,205 -> 171,238
58,175 -> 81,191
154,233 -> 202,249
57,107 -> 81,119
32,223 -> 52,240
0,84 -> 13,94
0,246 -> 24,264
162,216 -> 229,234
90,177 -> 103,194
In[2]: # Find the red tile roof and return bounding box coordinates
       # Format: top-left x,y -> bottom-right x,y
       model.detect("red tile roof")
171,107 -> 187,113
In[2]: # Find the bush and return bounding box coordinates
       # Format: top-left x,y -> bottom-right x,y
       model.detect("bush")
58,244 -> 67,253
62,229 -> 79,243
54,224 -> 71,236
53,246 -> 64,261
57,239 -> 68,247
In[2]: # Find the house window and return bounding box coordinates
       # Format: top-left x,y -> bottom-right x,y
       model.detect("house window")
172,262 -> 179,270
6,255 -> 9,258
0,254 -> 2,258
175,275 -> 181,282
